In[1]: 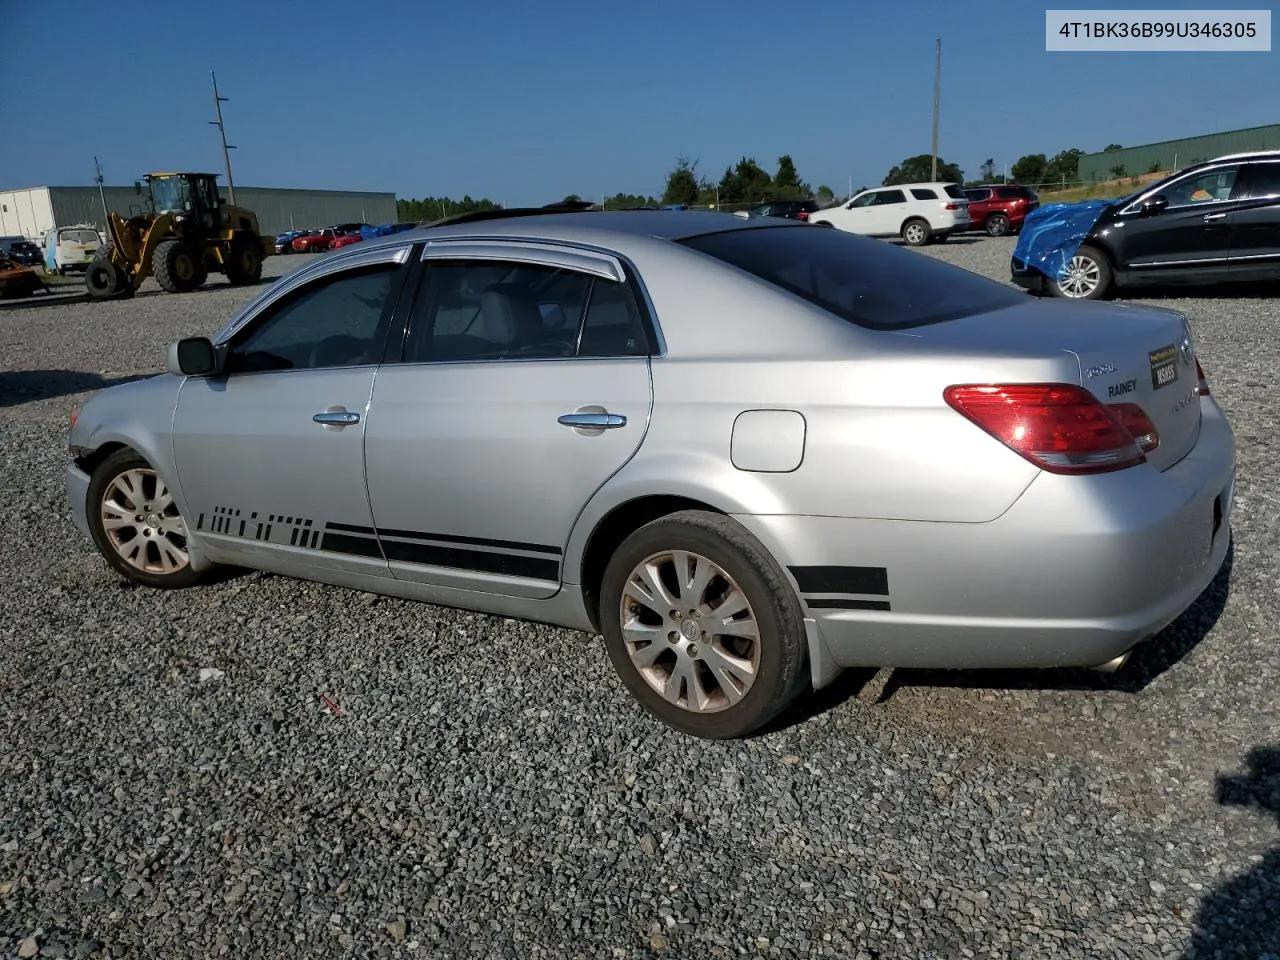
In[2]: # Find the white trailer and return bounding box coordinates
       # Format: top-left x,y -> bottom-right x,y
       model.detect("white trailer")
0,187 -> 57,241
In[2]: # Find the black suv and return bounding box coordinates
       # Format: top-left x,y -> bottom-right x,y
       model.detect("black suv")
1012,151 -> 1280,299
748,199 -> 821,221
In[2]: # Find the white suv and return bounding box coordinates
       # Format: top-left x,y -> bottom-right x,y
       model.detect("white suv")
808,182 -> 971,246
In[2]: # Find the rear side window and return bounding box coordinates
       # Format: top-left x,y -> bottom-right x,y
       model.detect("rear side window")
680,225 -> 1023,331
1243,161 -> 1280,198
1020,187 -> 1039,200
943,184 -> 968,199
875,190 -> 907,205
910,188 -> 938,200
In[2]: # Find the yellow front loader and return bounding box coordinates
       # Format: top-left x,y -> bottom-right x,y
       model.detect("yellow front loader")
86,172 -> 275,300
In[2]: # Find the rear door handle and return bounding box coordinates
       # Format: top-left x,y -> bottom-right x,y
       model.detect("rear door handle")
558,412 -> 626,429
313,410 -> 360,426
1203,212 -> 1227,221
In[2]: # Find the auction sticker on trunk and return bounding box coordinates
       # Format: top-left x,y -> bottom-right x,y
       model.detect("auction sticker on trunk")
1149,343 -> 1179,389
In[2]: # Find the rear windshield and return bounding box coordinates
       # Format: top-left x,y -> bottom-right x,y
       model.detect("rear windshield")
62,229 -> 99,243
679,224 -> 1023,331
943,184 -> 967,199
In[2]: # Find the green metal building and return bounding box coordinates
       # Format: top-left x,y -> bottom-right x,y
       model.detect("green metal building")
1077,123 -> 1280,182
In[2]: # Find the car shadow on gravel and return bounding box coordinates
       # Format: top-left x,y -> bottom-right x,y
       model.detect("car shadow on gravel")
764,539 -> 1234,733
1110,280 -> 1280,301
1185,746 -> 1280,958
0,370 -> 152,407
0,290 -> 88,310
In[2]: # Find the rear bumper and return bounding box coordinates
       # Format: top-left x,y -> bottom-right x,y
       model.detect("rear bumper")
736,398 -> 1236,671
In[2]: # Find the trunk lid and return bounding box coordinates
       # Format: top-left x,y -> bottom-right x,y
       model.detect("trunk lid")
900,298 -> 1201,472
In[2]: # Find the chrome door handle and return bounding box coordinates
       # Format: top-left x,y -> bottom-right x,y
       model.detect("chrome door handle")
313,411 -> 360,425
1203,212 -> 1227,221
558,412 -> 626,429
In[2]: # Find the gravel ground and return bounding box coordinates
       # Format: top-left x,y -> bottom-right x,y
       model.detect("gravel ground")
2,240 -> 1277,959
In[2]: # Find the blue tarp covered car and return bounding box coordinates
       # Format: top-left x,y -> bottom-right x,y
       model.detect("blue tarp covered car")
1011,198 -> 1117,287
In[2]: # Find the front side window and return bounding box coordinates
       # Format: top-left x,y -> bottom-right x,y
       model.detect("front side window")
965,188 -> 992,202
1159,166 -> 1240,206
226,263 -> 401,373
402,259 -> 649,362
849,192 -> 878,208
996,187 -> 1023,200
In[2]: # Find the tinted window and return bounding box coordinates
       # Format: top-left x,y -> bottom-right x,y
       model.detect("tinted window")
943,184 -> 968,199
996,187 -> 1023,199
910,188 -> 938,200
404,260 -> 646,362
965,188 -> 992,201
62,229 -> 99,243
1243,162 -> 1280,198
228,264 -> 400,373
1019,187 -> 1039,200
873,190 -> 907,205
679,225 -> 1023,331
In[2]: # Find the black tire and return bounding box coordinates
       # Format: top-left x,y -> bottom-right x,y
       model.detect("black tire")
86,448 -> 205,590
85,258 -> 131,300
225,237 -> 264,285
152,240 -> 204,293
598,510 -> 809,739
986,213 -> 1010,237
1048,243 -> 1113,300
901,218 -> 931,246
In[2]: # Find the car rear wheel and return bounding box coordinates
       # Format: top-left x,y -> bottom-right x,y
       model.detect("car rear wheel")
986,213 -> 1010,237
1049,244 -> 1112,300
86,449 -> 202,589
901,218 -> 930,246
599,510 -> 809,739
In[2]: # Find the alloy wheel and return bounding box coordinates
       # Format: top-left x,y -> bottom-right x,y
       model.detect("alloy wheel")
618,549 -> 760,713
99,468 -> 190,575
1058,254 -> 1101,298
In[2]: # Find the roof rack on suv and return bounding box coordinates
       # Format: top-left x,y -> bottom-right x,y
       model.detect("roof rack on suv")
427,199 -> 597,228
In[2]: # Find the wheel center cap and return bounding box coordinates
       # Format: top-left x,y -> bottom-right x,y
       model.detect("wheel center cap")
145,513 -> 161,529
679,618 -> 700,641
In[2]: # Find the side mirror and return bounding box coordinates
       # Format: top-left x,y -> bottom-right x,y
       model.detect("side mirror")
166,337 -> 221,377
1141,195 -> 1169,216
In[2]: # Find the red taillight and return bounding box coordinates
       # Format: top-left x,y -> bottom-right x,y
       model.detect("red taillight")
944,383 -> 1146,475
944,202 -> 960,210
797,211 -> 809,220
69,406 -> 78,428
1195,359 -> 1210,396
1107,402 -> 1160,453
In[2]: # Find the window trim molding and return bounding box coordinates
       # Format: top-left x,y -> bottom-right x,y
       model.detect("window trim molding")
212,242 -> 413,346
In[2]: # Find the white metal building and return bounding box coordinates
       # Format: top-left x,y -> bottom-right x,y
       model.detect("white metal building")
0,184 -> 400,240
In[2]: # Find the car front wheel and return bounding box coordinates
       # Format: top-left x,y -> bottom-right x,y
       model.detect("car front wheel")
986,213 -> 1010,237
1049,244 -> 1113,300
599,510 -> 809,739
86,448 -> 202,589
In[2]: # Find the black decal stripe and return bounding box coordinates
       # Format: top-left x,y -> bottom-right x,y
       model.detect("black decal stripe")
789,565 -> 889,596
320,532 -> 384,559
377,527 -> 562,556
290,527 -> 300,546
805,598 -> 891,612
326,521 -> 377,536
382,539 -> 559,581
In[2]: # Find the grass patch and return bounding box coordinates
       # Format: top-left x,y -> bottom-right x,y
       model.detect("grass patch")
1039,170 -> 1170,205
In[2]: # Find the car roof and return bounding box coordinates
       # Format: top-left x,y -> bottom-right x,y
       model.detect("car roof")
1205,149 -> 1280,163
345,208 -> 788,256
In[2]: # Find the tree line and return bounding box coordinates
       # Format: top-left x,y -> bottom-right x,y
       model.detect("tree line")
395,143 -> 1131,221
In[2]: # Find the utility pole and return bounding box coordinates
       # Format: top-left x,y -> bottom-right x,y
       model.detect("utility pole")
93,156 -> 110,231
930,36 -> 942,181
209,70 -> 237,204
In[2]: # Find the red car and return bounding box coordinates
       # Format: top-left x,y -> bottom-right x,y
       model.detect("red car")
330,232 -> 363,249
292,228 -> 340,253
962,184 -> 1039,237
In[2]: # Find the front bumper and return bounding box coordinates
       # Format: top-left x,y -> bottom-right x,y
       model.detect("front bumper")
736,398 -> 1236,671
1010,255 -> 1048,293
66,461 -> 92,539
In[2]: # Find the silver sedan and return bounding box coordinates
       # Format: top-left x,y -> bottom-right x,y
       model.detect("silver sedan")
65,209 -> 1236,738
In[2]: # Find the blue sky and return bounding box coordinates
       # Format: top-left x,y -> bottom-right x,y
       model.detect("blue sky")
1,0 -> 1273,204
